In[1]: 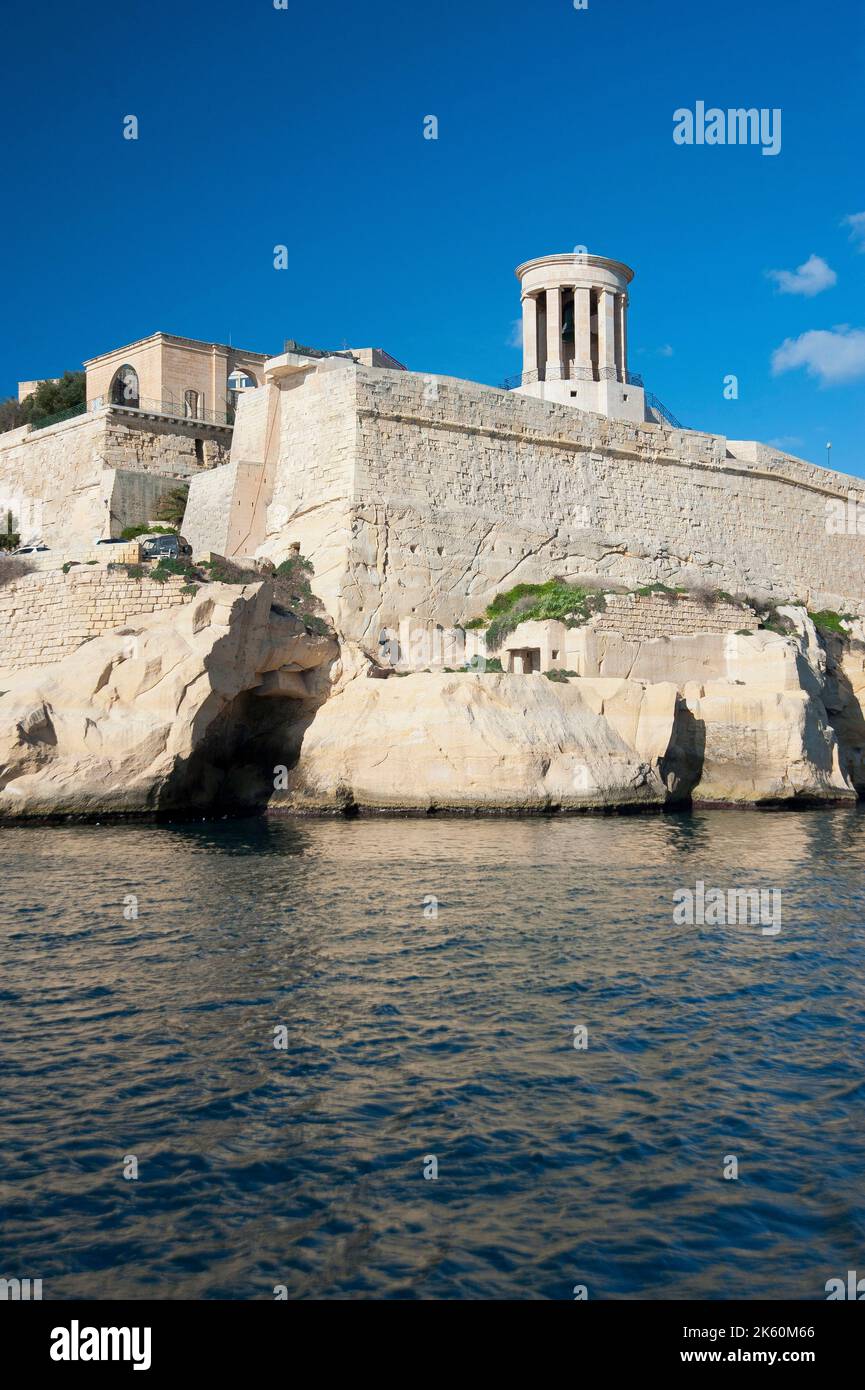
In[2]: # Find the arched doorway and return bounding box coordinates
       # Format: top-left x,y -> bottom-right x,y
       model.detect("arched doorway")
184,389 -> 201,419
110,364 -> 140,408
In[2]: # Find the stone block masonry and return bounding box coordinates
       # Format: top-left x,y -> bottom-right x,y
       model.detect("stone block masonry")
0,567 -> 192,675
590,592 -> 755,641
184,361 -> 865,649
0,408 -> 230,558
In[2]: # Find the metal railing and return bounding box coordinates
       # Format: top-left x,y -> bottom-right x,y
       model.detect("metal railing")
645,392 -> 686,430
29,403 -> 89,431
101,395 -> 235,427
29,396 -> 237,432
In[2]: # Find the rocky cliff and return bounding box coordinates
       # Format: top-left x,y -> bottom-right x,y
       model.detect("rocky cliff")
278,618 -> 857,813
0,580 -> 337,819
0,592 -> 862,819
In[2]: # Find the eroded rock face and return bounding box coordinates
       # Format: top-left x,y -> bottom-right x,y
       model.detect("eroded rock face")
279,671 -> 677,813
0,581 -> 338,819
1,593 -> 861,818
819,619 -> 865,795
279,619 -> 858,813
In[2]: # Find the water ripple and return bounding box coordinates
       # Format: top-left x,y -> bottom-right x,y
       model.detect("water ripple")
1,807 -> 864,1298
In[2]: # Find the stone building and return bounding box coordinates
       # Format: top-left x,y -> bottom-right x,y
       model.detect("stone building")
84,333 -> 270,425
18,378 -> 60,402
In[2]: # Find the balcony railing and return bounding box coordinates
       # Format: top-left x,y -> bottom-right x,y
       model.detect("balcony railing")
100,395 -> 235,427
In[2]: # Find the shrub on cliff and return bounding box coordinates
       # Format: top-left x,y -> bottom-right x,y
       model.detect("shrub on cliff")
632,582 -> 683,600
199,551 -> 331,635
809,609 -> 854,638
150,558 -> 198,584
120,523 -> 178,541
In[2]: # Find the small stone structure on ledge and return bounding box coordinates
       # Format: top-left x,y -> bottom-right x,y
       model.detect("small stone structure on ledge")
502,591 -> 757,676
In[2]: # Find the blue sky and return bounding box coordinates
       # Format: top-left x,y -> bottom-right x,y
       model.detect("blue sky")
2,0 -> 864,472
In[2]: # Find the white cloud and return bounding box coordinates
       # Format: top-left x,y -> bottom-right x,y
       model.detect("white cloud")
767,254 -> 836,297
771,326 -> 865,385
843,212 -> 865,250
658,344 -> 674,357
507,318 -> 522,349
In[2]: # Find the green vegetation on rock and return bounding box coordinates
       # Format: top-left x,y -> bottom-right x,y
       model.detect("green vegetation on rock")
154,485 -> 189,529
120,523 -> 178,541
809,609 -> 854,637
473,579 -> 607,652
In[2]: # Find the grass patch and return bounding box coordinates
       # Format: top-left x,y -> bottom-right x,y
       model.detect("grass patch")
632,582 -> 685,599
809,609 -> 854,637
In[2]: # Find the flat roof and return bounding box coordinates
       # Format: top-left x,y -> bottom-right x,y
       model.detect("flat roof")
84,332 -> 271,366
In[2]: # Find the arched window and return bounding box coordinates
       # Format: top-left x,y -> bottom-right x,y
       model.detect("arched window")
110,364 -> 139,408
227,369 -> 256,417
184,389 -> 200,419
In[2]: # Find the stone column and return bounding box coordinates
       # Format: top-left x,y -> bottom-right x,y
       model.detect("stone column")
618,293 -> 629,383
597,288 -> 616,376
522,294 -> 539,385
545,286 -> 563,381
572,286 -> 592,377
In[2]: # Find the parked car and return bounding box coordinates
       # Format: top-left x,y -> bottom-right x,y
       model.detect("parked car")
140,533 -> 192,561
13,543 -> 49,555
94,537 -> 128,546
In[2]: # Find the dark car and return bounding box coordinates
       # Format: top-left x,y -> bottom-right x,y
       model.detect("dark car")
140,534 -> 192,561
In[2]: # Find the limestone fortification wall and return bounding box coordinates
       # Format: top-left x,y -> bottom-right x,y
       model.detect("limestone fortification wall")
344,371 -> 865,635
0,567 -> 191,675
0,409 -> 229,556
99,414 -> 229,474
185,363 -> 865,647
